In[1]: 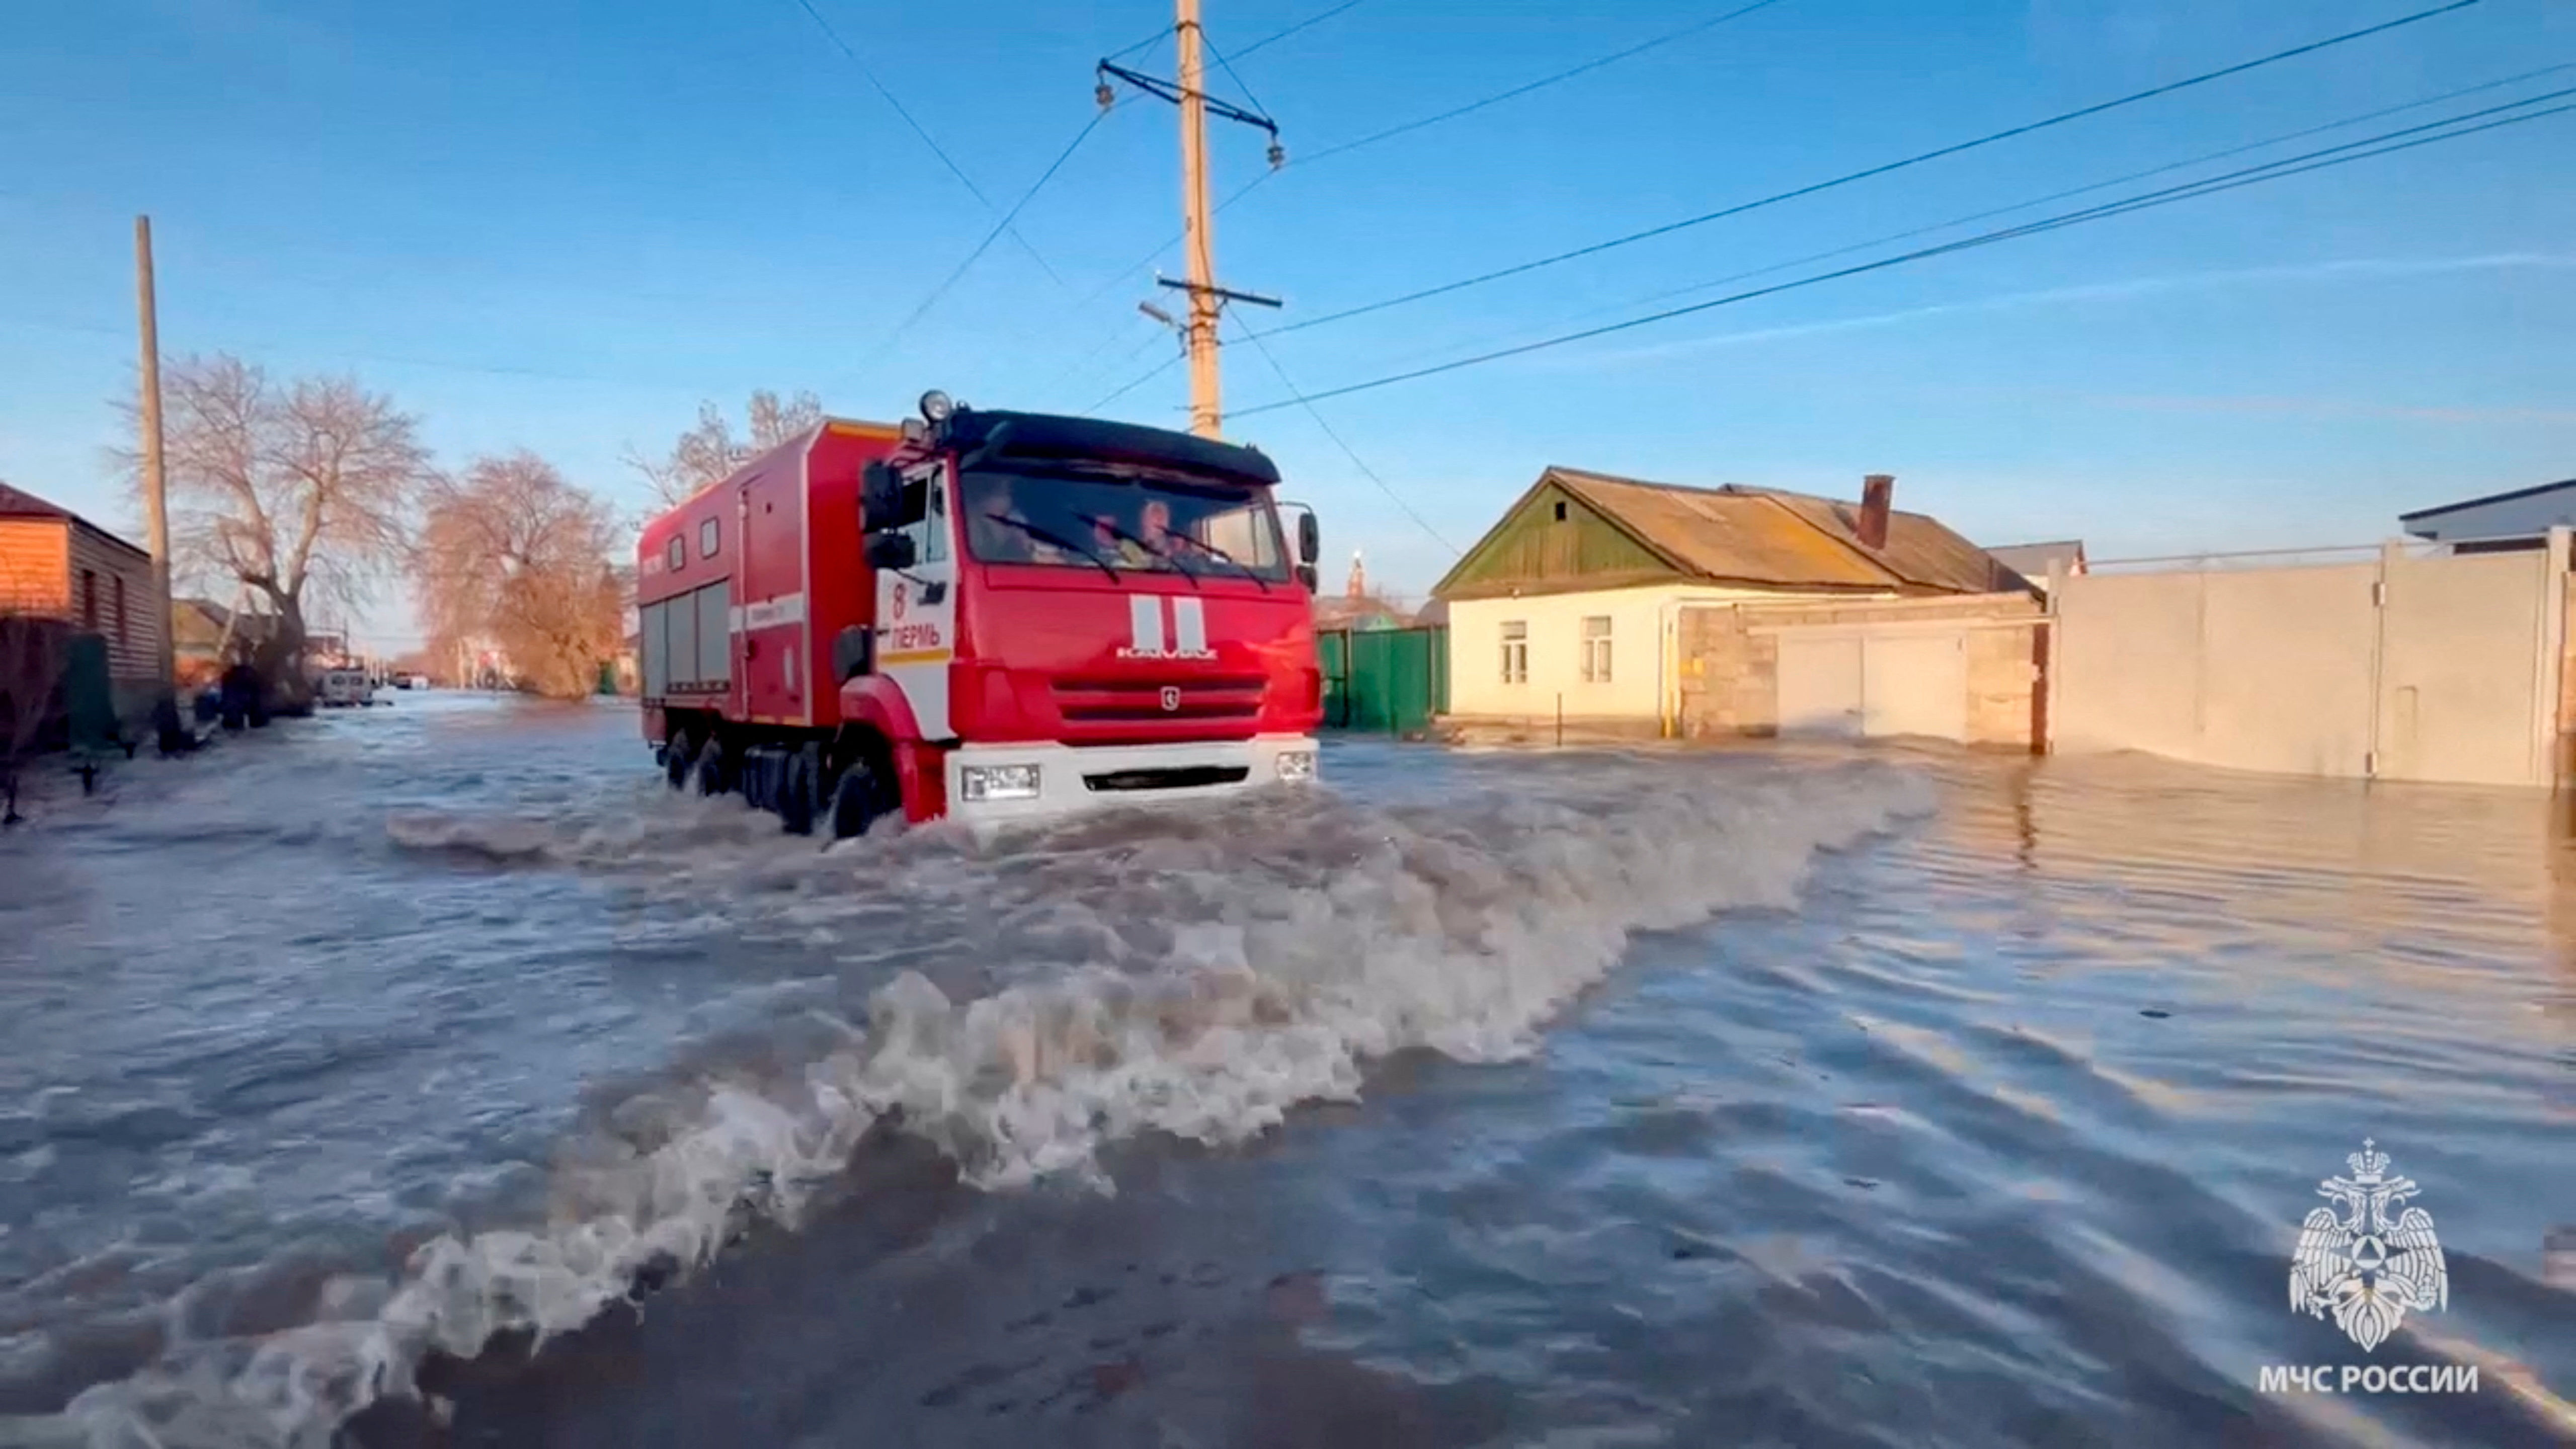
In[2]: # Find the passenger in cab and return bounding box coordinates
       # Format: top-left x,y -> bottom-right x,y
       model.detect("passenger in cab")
1097,498 -> 1177,570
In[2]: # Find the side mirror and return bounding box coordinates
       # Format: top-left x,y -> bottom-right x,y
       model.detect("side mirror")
1298,511 -> 1320,566
865,531 -> 917,571
1295,563 -> 1320,593
861,461 -> 905,528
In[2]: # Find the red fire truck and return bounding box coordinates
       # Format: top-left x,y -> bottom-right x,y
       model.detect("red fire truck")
634,393 -> 1325,836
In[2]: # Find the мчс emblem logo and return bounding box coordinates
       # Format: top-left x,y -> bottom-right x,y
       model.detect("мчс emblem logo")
2290,1139 -> 2448,1352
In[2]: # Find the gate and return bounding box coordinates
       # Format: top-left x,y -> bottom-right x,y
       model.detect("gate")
1318,625 -> 1447,736
1318,628 -> 1351,729
2050,535 -> 2568,787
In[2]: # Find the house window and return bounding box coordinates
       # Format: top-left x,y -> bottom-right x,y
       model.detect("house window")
115,575 -> 127,646
81,569 -> 98,629
666,536 -> 684,572
1500,619 -> 1527,684
700,518 -> 720,559
1580,615 -> 1613,683
1553,501 -> 1568,522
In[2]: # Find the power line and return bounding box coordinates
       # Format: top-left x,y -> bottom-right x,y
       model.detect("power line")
1228,94 -> 2575,418
1084,348 -> 1185,415
1361,58 -> 2576,374
1104,25 -> 1167,63
1232,316 -> 1459,555
1037,317 -> 1164,400
1232,0 -> 1372,62
787,0 -> 1069,288
1072,170 -> 1277,309
1300,0 -> 1792,167
1252,0 -> 2485,341
0,312 -> 727,390
1070,0 -> 1789,308
885,106 -> 1117,345
1207,41 -> 1273,124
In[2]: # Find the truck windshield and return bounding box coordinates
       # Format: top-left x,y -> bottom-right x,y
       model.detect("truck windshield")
959,469 -> 1290,582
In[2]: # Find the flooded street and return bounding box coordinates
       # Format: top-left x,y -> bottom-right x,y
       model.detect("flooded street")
1,695 -> 2568,1447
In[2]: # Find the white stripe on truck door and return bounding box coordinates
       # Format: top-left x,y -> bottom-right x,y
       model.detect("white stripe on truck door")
1129,596 -> 1164,655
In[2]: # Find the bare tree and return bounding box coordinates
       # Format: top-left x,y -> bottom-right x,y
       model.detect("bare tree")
115,354 -> 434,704
415,451 -> 626,700
624,389 -> 822,507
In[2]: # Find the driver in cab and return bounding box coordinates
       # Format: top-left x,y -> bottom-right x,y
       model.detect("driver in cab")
971,476 -> 1065,565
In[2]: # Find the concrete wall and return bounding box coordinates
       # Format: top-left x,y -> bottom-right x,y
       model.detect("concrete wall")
2049,538 -> 2567,788
2559,572 -> 2576,784
1446,584 -> 1861,730
1677,592 -> 2044,748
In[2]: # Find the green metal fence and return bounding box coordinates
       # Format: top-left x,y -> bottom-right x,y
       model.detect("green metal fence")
1318,625 -> 1447,736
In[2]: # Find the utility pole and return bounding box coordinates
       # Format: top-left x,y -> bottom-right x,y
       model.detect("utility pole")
1175,0 -> 1221,438
1099,3 -> 1282,439
134,215 -> 176,697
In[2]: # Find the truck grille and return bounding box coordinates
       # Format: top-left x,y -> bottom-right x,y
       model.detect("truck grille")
1083,765 -> 1253,793
1053,674 -> 1266,724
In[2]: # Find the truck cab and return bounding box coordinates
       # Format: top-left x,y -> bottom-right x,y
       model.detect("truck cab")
637,396 -> 1324,836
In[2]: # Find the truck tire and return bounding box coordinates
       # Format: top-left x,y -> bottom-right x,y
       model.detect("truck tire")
830,759 -> 883,841
665,732 -> 693,789
781,745 -> 821,836
692,746 -> 727,797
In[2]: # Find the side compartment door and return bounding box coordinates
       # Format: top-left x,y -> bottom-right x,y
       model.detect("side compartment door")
741,477 -> 807,722
875,460 -> 959,738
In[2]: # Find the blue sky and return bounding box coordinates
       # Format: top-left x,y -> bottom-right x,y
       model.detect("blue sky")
4,0 -> 2572,650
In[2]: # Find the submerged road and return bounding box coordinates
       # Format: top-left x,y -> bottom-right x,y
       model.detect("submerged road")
0,694 -> 2568,1447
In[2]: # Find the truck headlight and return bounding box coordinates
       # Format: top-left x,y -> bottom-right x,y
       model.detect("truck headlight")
959,763 -> 1042,802
1274,750 -> 1317,782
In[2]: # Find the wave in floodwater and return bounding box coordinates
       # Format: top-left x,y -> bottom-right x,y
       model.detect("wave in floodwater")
31,755 -> 1935,1448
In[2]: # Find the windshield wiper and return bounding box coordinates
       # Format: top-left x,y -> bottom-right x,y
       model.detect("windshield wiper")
1159,530 -> 1271,593
1085,516 -> 1202,591
981,511 -> 1119,582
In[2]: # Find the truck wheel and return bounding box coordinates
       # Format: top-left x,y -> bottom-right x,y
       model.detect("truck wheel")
665,732 -> 693,789
830,760 -> 883,841
781,746 -> 821,836
692,743 -> 727,796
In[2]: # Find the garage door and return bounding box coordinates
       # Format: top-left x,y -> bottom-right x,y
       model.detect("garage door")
1777,635 -> 1863,738
1862,631 -> 1967,741
1775,628 -> 1969,742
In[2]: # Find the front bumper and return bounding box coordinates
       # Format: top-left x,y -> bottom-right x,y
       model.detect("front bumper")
944,734 -> 1320,826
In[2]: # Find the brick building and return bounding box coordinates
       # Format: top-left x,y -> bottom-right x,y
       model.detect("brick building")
0,482 -> 167,720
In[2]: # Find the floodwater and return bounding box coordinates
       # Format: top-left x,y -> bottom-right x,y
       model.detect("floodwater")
0,694 -> 2567,1448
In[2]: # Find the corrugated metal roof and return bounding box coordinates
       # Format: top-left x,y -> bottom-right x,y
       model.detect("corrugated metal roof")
1544,468 -> 2004,594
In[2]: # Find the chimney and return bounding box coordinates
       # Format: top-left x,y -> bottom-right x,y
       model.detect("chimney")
1857,474 -> 1894,550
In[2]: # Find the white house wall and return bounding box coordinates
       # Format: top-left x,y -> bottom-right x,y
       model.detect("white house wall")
1448,585 -> 1873,723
